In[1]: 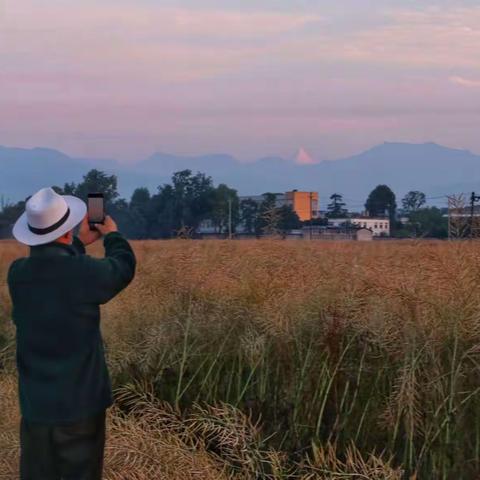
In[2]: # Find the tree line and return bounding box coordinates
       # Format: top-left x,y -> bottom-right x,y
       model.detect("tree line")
0,170 -> 301,239
0,170 -> 448,239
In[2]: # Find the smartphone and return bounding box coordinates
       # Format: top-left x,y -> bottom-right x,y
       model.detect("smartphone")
87,193 -> 105,230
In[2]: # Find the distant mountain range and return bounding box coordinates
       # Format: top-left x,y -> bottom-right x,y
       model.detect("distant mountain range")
2,142 -> 480,209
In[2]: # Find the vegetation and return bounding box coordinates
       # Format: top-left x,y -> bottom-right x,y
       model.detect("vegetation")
396,190 -> 448,238
402,191 -> 427,214
405,207 -> 449,238
365,185 -> 397,226
327,193 -> 348,218
254,193 -> 301,237
0,170 -> 303,240
2,239 -> 480,478
2,169 -> 457,240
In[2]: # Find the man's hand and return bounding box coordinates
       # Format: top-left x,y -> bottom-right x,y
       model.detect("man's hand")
78,215 -> 102,246
95,216 -> 118,236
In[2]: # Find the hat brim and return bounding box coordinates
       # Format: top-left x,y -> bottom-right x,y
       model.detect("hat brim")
12,196 -> 87,246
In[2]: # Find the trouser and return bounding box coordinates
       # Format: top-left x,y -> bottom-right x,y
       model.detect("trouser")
20,411 -> 106,480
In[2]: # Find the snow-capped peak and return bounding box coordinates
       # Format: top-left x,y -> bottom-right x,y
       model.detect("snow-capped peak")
295,147 -> 316,165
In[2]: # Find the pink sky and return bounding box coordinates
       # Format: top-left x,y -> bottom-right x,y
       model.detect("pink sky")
1,1 -> 480,162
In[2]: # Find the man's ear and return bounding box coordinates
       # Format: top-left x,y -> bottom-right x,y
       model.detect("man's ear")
56,229 -> 74,244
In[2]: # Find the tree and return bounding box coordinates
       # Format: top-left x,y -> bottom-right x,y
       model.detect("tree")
327,193 -> 348,218
409,207 -> 448,238
171,170 -> 215,231
148,184 -> 177,238
255,193 -> 278,236
109,199 -> 138,238
277,205 -> 301,237
147,170 -> 215,238
130,188 -> 151,212
211,184 -> 240,234
122,188 -> 150,239
260,207 -> 281,236
251,194 -> 301,238
59,170 -> 119,204
240,199 -> 259,234
0,200 -> 25,238
365,185 -> 397,225
63,183 -> 77,196
402,191 -> 426,213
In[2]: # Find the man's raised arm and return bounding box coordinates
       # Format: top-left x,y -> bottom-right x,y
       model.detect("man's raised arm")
80,216 -> 136,305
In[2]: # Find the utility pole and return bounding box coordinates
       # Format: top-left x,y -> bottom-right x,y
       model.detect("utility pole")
228,196 -> 232,240
447,196 -> 452,240
470,192 -> 480,238
309,192 -> 313,240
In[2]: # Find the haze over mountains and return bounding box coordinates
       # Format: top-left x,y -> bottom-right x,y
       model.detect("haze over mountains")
2,142 -> 480,209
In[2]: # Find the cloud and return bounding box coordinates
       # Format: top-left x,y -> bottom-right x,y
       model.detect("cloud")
3,2 -> 480,87
1,2 -> 321,39
354,7 -> 480,68
2,1 -> 480,160
0,3 -> 322,84
275,6 -> 480,69
449,75 -> 480,88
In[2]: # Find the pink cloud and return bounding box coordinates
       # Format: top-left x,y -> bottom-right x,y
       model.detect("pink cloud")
2,2 -> 321,39
271,6 -> 480,69
2,2 -> 480,161
0,2 -> 321,85
449,76 -> 480,88
3,2 -> 480,88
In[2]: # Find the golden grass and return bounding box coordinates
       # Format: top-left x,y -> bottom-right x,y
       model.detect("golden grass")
2,238 -> 480,478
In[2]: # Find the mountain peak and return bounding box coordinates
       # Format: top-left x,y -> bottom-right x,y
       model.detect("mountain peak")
295,147 -> 316,165
360,141 -> 474,159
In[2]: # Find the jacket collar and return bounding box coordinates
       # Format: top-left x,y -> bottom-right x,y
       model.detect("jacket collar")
30,242 -> 78,257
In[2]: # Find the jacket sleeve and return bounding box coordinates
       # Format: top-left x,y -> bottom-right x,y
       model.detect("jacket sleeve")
83,232 -> 136,305
7,259 -> 21,325
72,236 -> 87,255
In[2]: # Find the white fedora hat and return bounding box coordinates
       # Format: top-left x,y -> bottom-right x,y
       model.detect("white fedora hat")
13,187 -> 87,246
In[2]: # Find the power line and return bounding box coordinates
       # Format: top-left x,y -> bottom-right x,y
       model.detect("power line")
320,193 -> 470,212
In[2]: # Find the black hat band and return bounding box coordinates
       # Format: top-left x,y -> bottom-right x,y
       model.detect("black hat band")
28,208 -> 71,235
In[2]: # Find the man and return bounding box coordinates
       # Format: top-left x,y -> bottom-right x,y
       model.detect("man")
7,187 -> 136,479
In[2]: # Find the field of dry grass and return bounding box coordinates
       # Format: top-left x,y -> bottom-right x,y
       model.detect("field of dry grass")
2,238 -> 480,478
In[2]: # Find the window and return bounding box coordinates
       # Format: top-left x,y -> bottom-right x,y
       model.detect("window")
374,224 -> 378,229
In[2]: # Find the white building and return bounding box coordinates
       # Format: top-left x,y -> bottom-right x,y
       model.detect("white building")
328,217 -> 390,237
356,228 -> 374,242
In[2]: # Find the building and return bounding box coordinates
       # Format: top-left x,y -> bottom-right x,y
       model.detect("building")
303,225 -> 356,241
302,225 -> 374,241
328,217 -> 390,237
198,190 -> 321,237
239,190 -> 319,222
356,228 -> 374,242
285,190 -> 319,221
197,218 -> 217,236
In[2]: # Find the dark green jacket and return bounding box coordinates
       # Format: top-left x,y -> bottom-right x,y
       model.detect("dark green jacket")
7,232 -> 136,424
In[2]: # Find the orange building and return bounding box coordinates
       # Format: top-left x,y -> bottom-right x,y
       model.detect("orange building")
285,190 -> 319,221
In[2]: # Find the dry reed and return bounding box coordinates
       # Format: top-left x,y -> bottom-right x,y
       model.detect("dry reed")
2,238 -> 480,478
